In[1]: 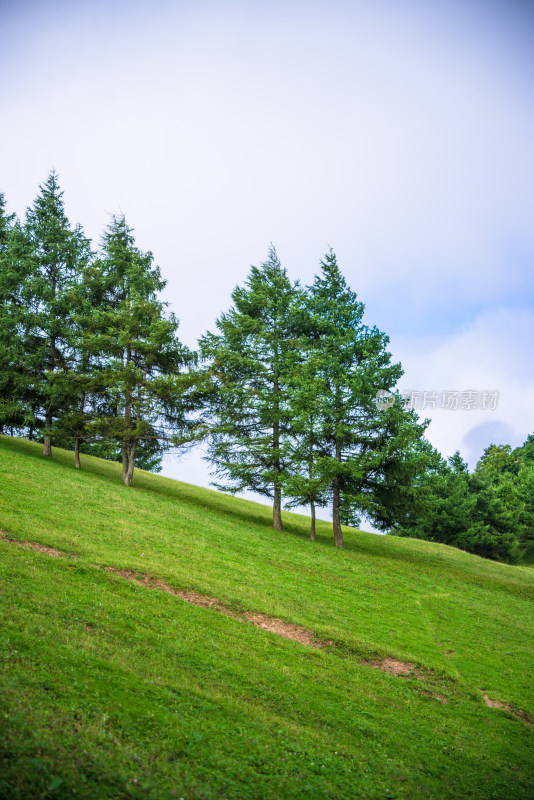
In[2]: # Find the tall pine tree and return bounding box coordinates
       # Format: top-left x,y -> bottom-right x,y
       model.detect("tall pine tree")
1,173 -> 91,453
288,250 -> 427,547
200,246 -> 300,530
84,215 -> 192,486
0,193 -> 21,434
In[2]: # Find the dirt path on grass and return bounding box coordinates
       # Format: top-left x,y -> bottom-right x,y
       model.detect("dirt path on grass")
2,529 -> 532,727
0,529 -> 422,671
105,566 -> 327,648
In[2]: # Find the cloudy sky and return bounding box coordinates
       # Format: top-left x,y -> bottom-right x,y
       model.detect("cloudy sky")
2,0 -> 533,520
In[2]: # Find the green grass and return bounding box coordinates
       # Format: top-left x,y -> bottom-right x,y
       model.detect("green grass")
0,434 -> 533,799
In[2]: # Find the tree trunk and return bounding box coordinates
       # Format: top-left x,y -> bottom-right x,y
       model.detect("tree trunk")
74,390 -> 85,469
122,439 -> 137,486
122,360 -> 133,484
332,476 -> 344,548
273,484 -> 282,531
122,440 -> 129,484
310,501 -> 316,541
43,416 -> 52,457
272,367 -> 283,531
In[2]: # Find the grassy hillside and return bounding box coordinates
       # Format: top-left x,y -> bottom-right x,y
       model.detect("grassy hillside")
0,435 -> 533,799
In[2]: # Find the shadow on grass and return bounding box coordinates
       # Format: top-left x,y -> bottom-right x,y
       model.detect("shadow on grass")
1,435 -> 326,545
0,436 -> 493,565
4,437 -> 533,593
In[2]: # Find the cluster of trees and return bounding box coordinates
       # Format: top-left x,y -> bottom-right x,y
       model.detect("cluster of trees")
0,173 -> 196,486
391,438 -> 534,563
199,247 -> 429,546
0,172 -> 430,548
1,171 -> 532,560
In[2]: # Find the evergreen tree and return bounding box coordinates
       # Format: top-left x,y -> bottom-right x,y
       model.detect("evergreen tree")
199,246 -> 300,530
292,250 -> 427,547
6,171 -> 92,455
475,436 -> 534,555
84,215 -> 192,486
392,450 -> 524,563
0,193 -> 22,434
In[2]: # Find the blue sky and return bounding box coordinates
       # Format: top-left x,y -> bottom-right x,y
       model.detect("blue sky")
1,0 -> 533,519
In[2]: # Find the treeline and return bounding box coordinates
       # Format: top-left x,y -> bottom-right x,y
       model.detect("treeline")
391,440 -> 534,563
1,171 -> 532,560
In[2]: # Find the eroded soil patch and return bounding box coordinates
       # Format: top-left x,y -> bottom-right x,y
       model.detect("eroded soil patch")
367,656 -> 424,679
483,694 -> 533,728
0,529 -> 72,558
105,566 -> 323,648
3,532 -> 532,729
243,611 -> 319,647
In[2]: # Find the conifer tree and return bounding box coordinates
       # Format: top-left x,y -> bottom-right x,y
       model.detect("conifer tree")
200,246 -> 300,530
393,450 -> 525,562
84,214 -> 192,486
290,250 -> 427,547
0,193 -> 21,434
0,174 -> 90,451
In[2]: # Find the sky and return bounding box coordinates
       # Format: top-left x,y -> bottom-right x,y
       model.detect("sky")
1,0 -> 533,525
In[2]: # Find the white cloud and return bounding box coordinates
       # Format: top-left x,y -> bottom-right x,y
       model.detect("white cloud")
1,0 -> 533,349
391,308 -> 534,465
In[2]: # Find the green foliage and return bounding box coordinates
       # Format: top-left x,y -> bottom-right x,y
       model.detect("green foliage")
475,435 -> 534,551
285,250 -> 428,547
0,176 -> 201,479
0,172 -> 92,449
200,246 -> 301,528
81,214 -> 193,485
0,192 -> 24,433
200,247 -> 428,543
392,449 -> 526,563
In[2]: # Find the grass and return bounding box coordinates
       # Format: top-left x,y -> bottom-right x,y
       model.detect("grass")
0,434 -> 533,799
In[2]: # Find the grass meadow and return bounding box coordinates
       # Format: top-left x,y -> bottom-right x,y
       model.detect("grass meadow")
0,435 -> 533,799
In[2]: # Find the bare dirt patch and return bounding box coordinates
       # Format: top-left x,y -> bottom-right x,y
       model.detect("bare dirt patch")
483,694 -> 533,728
26,542 -> 65,557
368,657 -> 424,679
106,566 -> 324,647
243,612 -> 321,647
0,529 -> 70,558
483,693 -> 509,710
105,567 -> 228,611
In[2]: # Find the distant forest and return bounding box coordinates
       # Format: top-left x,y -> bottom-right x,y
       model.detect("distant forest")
1,171 -> 532,562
